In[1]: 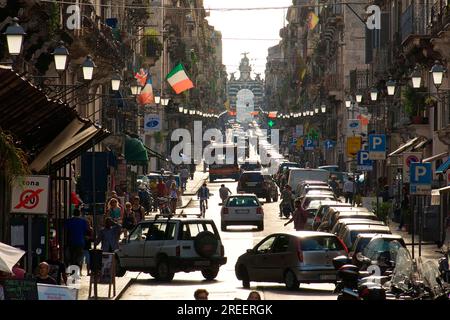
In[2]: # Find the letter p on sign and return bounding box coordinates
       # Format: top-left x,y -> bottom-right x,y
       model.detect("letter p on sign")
415,166 -> 427,179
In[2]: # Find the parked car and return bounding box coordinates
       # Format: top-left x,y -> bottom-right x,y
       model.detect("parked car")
303,200 -> 341,231
240,161 -> 261,173
237,171 -> 272,202
296,180 -> 330,197
115,218 -> 227,281
331,218 -> 386,236
301,193 -> 337,209
287,168 -> 330,191
339,224 -> 392,249
221,194 -> 264,231
235,231 -> 348,290
312,203 -> 352,230
319,207 -> 371,231
350,234 -> 406,268
298,184 -> 333,198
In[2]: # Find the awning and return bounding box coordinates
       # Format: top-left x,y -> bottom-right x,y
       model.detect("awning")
125,137 -> 148,165
388,137 -> 422,157
422,152 -> 449,163
412,139 -> 431,151
436,157 -> 450,174
144,145 -> 169,162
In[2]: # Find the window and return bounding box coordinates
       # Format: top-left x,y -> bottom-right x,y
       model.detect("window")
129,224 -> 150,241
165,223 -> 177,240
227,197 -> 259,207
187,223 -> 203,238
272,235 -> 290,253
256,236 -> 276,253
146,223 -> 167,241
301,236 -> 344,251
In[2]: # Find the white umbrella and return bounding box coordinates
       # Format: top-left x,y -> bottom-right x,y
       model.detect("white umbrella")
0,242 -> 25,273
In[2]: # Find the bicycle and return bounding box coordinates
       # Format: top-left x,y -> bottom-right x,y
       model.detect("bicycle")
199,199 -> 207,218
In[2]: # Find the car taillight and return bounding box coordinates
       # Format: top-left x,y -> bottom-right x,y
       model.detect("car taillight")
176,245 -> 180,257
220,245 -> 225,257
337,237 -> 349,254
256,207 -> 263,214
222,208 -> 229,214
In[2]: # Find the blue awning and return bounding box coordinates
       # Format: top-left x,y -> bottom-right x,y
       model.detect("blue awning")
436,157 -> 450,174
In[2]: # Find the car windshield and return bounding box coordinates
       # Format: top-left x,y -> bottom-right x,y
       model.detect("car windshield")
227,197 -> 259,207
300,236 -> 344,251
362,238 -> 404,267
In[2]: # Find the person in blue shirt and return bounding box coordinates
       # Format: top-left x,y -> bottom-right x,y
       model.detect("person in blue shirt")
65,208 -> 89,268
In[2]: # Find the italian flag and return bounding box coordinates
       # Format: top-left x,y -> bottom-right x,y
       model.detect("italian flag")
166,64 -> 194,94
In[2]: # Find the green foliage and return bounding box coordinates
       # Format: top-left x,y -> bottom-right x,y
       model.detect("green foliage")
0,130 -> 30,179
371,201 -> 392,223
402,85 -> 425,116
144,29 -> 163,57
48,2 -> 60,37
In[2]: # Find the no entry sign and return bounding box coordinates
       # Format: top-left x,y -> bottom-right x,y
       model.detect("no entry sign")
10,175 -> 50,214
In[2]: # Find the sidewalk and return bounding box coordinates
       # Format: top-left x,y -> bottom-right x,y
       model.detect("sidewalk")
77,274 -> 132,300
179,162 -> 209,208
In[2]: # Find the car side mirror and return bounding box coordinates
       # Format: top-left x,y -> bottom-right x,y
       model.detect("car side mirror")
247,249 -> 254,254
141,235 -> 147,240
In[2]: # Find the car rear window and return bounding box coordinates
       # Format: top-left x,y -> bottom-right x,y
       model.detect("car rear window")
350,230 -> 390,246
300,236 -> 345,251
240,173 -> 264,182
227,197 -> 259,207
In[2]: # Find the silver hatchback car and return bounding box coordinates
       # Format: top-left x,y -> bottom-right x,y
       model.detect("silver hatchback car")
235,231 -> 348,290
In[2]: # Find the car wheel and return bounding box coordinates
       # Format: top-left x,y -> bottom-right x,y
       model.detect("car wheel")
201,266 -> 220,281
155,258 -> 174,282
284,270 -> 299,290
239,266 -> 250,288
115,256 -> 126,277
257,222 -> 264,231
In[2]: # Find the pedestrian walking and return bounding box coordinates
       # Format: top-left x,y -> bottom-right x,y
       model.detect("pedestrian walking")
219,184 -> 232,204
168,182 -> 179,214
343,177 -> 355,204
122,202 -> 136,238
95,218 -> 122,253
329,175 -> 339,197
131,196 -> 145,224
284,199 -> 308,231
180,166 -> 190,191
190,162 -> 196,180
106,198 -> 123,223
81,215 -> 93,276
65,208 -> 90,268
398,186 -> 409,231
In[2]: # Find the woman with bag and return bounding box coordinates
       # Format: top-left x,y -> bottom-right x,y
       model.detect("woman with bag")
169,182 -> 178,214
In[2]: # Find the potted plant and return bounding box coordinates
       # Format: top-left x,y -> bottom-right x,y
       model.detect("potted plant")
425,96 -> 437,108
372,202 -> 392,224
402,85 -> 425,123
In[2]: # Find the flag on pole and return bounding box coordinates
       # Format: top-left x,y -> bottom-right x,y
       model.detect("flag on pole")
137,76 -> 154,105
135,68 -> 148,87
166,64 -> 194,94
307,12 -> 319,30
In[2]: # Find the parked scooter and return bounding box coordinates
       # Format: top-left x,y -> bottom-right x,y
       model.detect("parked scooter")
436,245 -> 450,283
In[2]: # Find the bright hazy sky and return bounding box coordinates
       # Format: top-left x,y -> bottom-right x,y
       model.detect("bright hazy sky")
203,0 -> 292,80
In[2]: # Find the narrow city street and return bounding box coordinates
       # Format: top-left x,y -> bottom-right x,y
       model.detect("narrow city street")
120,180 -> 336,300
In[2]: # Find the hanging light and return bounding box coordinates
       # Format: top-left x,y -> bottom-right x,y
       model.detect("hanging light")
411,66 -> 422,88
4,17 -> 26,56
155,96 -> 161,104
430,60 -> 445,87
345,97 -> 352,108
184,108 -> 189,114
355,92 -> 363,103
52,41 -> 69,71
161,97 -> 170,106
82,55 -> 96,80
111,72 -> 122,91
321,105 -> 326,113
386,77 -> 396,96
130,81 -> 141,95
370,87 -> 378,101
178,106 -> 184,113
314,106 -> 319,114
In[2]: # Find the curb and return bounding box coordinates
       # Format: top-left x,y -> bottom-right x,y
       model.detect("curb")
184,173 -> 209,196
113,277 -> 134,300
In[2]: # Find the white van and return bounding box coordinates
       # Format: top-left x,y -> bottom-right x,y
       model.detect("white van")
287,168 -> 330,193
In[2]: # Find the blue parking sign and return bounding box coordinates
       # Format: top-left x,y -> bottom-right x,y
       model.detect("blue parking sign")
304,139 -> 314,151
368,134 -> 386,160
357,151 -> 373,171
410,162 -> 432,195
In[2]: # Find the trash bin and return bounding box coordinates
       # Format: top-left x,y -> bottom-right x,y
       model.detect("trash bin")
89,249 -> 103,273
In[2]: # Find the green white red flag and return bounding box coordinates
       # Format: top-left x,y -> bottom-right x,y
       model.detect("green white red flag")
166,64 -> 194,94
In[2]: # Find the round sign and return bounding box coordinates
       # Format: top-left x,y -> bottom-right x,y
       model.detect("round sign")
14,188 -> 43,210
406,155 -> 420,167
36,248 -> 42,255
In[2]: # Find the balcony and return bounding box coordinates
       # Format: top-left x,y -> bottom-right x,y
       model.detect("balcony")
401,2 -> 429,44
349,69 -> 370,93
430,0 -> 450,36
324,73 -> 342,97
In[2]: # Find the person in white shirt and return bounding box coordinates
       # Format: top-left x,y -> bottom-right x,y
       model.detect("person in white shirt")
343,177 -> 355,204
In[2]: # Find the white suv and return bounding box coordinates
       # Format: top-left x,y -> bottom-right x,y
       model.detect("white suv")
115,218 -> 227,281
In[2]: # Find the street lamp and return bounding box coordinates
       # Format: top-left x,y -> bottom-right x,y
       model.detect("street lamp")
411,66 -> 422,89
161,97 -> 170,106
430,60 -> 445,88
82,55 -> 96,80
130,81 -> 141,95
370,87 -> 378,101
4,17 -> 26,56
178,106 -> 184,113
314,106 -> 319,114
184,108 -> 188,114
355,92 -> 363,103
345,97 -> 352,108
111,72 -> 122,91
321,104 -> 326,113
386,77 -> 396,96
52,41 -> 69,71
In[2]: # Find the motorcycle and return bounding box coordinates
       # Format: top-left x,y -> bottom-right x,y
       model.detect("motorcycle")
436,244 -> 450,283
280,200 -> 293,218
157,197 -> 172,217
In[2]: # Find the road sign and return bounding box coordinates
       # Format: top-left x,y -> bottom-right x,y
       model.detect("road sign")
403,152 -> 422,183
410,162 -> 432,195
11,175 -> 50,214
324,140 -> 335,149
357,150 -> 373,171
347,119 -> 362,135
304,138 -> 314,150
144,114 -> 161,131
347,136 -> 362,158
368,134 -> 386,160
